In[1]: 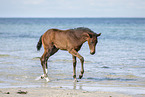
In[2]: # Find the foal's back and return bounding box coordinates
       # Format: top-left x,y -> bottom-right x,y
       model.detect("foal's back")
42,29 -> 84,51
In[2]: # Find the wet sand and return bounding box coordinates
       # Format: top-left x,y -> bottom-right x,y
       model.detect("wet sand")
0,87 -> 135,97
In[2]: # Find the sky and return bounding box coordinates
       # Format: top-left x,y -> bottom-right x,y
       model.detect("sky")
0,0 -> 145,18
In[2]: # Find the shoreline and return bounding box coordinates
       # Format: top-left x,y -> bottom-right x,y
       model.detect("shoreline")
0,87 -> 135,97
0,80 -> 145,97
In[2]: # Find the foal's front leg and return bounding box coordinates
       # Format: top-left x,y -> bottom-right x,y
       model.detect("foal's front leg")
72,56 -> 78,82
70,49 -> 84,80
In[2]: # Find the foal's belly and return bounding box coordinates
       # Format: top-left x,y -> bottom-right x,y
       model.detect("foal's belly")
54,44 -> 67,50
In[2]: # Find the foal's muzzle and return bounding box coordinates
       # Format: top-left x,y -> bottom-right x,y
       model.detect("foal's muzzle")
90,51 -> 95,55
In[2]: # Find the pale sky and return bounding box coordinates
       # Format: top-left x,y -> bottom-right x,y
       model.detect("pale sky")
0,0 -> 145,17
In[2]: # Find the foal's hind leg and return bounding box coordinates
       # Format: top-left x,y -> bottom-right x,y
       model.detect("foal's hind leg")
40,46 -> 58,81
40,50 -> 50,81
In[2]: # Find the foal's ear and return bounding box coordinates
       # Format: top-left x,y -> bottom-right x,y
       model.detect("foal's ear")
96,33 -> 101,37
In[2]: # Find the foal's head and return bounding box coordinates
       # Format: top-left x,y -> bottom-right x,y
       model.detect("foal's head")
75,27 -> 101,55
87,33 -> 101,55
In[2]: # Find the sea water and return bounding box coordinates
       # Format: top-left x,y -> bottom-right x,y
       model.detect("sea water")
0,18 -> 145,95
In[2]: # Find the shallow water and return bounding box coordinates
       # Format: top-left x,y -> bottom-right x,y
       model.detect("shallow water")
0,18 -> 145,95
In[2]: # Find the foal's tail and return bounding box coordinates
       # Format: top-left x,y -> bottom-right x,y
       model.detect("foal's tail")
37,35 -> 42,51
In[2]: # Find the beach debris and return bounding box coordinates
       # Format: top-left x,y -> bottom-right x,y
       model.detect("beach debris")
0,90 -> 10,94
4,92 -> 10,94
17,90 -> 27,94
82,91 -> 89,93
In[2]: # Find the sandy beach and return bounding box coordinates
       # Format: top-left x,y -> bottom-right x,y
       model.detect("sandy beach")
0,87 -> 136,97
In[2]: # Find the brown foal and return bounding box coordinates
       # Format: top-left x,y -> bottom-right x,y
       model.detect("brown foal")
37,27 -> 101,82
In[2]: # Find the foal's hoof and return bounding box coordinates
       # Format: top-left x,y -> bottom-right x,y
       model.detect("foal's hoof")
79,75 -> 83,79
41,75 -> 50,82
41,75 -> 44,79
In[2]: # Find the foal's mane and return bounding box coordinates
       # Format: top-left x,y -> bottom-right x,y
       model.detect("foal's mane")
70,27 -> 95,34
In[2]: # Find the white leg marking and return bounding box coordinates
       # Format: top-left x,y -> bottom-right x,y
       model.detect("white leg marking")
45,69 -> 48,74
45,77 -> 50,82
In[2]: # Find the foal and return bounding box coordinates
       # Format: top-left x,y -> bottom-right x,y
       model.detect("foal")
37,27 -> 101,82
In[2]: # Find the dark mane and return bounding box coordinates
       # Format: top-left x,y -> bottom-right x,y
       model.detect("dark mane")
70,27 -> 95,34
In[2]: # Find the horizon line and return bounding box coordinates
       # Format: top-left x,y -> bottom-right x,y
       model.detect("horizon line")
0,16 -> 145,18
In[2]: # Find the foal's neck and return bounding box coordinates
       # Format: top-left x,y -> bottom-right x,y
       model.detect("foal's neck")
81,32 -> 90,43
